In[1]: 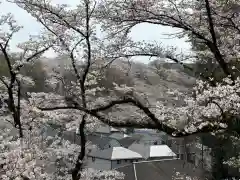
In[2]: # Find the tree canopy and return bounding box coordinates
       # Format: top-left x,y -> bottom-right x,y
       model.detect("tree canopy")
1,0 -> 240,179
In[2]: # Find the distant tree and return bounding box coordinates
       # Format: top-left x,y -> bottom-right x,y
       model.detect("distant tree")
20,60 -> 48,93
96,1 -> 240,178
3,0 -> 240,179
126,127 -> 135,134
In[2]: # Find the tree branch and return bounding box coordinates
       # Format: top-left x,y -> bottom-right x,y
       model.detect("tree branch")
0,43 -> 14,77
204,0 -> 233,80
103,1 -> 234,82
107,53 -> 213,84
72,114 -> 86,180
4,31 -> 15,50
0,77 -> 9,89
16,45 -> 53,71
15,1 -> 87,38
16,80 -> 23,138
39,96 -> 228,138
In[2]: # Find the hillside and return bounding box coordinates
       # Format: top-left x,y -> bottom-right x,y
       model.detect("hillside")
40,57 -> 196,107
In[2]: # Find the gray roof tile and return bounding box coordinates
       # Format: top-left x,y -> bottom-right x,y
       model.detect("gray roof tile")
116,159 -> 205,180
118,137 -> 141,148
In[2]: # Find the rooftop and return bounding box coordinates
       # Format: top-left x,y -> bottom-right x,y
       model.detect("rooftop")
137,133 -> 162,141
128,144 -> 176,159
150,145 -> 176,157
93,125 -> 122,134
116,159 -> 205,180
88,147 -> 143,160
109,133 -> 130,140
118,136 -> 142,148
87,135 -> 121,149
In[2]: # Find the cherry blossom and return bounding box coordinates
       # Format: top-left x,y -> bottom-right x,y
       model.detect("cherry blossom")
1,0 -> 240,179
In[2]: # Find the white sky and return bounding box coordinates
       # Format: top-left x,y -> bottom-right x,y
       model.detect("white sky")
0,0 -> 192,64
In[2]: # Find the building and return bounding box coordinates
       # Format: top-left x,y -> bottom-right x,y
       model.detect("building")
87,135 -> 121,150
164,135 -> 196,163
128,144 -> 177,160
58,130 -> 122,150
132,129 -> 157,134
118,131 -> 164,148
118,136 -> 142,148
86,147 -> 143,170
109,133 -> 130,140
116,159 -> 205,180
134,133 -> 163,145
90,125 -> 121,136
194,142 -> 212,170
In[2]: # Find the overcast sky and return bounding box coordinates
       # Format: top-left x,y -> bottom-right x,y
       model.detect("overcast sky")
0,0 -> 192,63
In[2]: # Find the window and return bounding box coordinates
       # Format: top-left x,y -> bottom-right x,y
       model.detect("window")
187,153 -> 196,163
117,160 -> 121,164
180,154 -> 184,160
92,157 -> 95,162
167,140 -> 172,147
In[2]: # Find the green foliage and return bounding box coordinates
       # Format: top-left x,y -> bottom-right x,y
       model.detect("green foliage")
0,53 -> 48,95
20,60 -> 48,94
0,54 -> 12,77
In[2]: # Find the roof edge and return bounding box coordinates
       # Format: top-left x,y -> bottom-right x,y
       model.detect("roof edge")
133,158 -> 179,164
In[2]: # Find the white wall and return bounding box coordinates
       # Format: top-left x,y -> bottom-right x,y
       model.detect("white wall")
86,157 -> 111,170
86,157 -> 142,170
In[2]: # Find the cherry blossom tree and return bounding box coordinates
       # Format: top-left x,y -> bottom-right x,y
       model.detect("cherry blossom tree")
5,0 -> 240,178
2,0 -> 126,179
12,0 -> 240,145
0,5 -> 68,180
0,14 -> 52,137
95,0 -> 240,170
0,2 -> 124,180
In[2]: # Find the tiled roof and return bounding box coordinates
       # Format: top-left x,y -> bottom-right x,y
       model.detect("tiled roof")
150,145 -> 176,157
110,127 -> 121,132
87,135 -> 121,149
93,125 -> 122,134
116,159 -> 205,180
61,132 -> 121,149
138,133 -> 162,141
128,144 -> 176,159
118,137 -> 141,148
109,133 -> 130,140
94,126 -> 111,134
88,147 -> 143,160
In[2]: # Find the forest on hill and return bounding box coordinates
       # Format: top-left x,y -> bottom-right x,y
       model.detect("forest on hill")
1,0 -> 240,180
